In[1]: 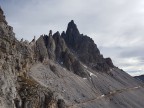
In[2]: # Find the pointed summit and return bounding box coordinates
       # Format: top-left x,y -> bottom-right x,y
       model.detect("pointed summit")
62,20 -> 80,49
0,7 -> 7,24
0,7 -> 4,15
66,20 -> 80,36
67,20 -> 76,28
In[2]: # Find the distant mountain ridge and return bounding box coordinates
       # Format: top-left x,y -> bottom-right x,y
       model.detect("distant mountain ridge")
134,75 -> 144,82
1,6 -> 144,108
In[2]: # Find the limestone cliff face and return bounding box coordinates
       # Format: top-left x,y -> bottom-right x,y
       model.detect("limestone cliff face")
0,7 -> 61,108
1,7 -> 144,108
0,8 -> 7,24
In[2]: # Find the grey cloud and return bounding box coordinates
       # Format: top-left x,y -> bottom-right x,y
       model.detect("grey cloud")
119,46 -> 144,58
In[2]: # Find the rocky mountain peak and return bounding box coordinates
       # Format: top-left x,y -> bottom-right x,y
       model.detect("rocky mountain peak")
66,20 -> 80,38
62,20 -> 115,72
62,20 -> 80,50
0,7 -> 7,24
0,7 -> 4,14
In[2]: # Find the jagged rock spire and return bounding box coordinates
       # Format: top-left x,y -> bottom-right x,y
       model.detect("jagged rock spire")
66,20 -> 80,36
0,7 -> 4,15
34,36 -> 36,41
0,6 -> 7,24
62,20 -> 114,71
49,30 -> 52,36
63,20 -> 80,49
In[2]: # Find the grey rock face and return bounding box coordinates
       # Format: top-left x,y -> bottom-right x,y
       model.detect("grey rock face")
57,99 -> 65,108
17,76 -> 56,108
35,35 -> 49,62
53,31 -> 66,61
105,57 -> 114,68
0,7 -> 60,108
62,20 -> 114,72
0,7 -> 144,108
0,7 -> 7,24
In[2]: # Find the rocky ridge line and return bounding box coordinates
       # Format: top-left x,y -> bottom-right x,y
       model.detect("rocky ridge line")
1,6 -> 143,108
0,7 -> 65,108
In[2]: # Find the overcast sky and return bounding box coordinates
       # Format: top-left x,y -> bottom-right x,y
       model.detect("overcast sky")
1,0 -> 144,76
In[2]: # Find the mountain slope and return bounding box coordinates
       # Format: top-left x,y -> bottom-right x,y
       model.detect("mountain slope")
0,7 -> 144,108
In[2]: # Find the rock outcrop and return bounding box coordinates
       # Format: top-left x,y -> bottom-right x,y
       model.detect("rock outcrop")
0,7 -> 62,108
1,7 -> 144,108
62,20 -> 114,72
0,7 -> 7,24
